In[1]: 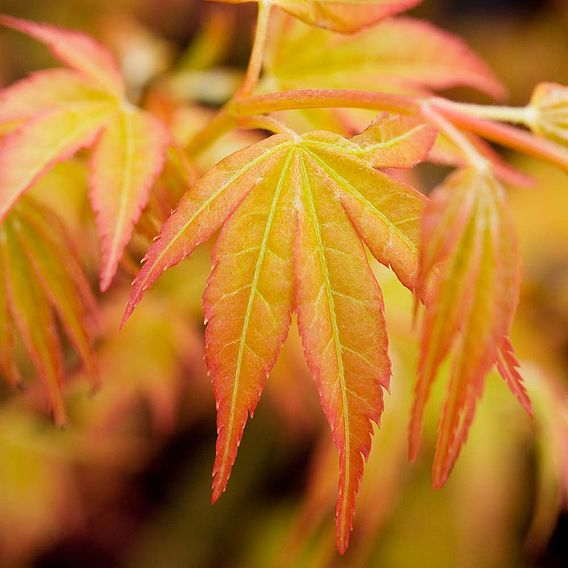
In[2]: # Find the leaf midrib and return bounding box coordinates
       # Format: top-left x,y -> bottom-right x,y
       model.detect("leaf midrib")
106,110 -> 134,281
299,150 -> 351,537
19,102 -> 111,187
216,148 -> 295,485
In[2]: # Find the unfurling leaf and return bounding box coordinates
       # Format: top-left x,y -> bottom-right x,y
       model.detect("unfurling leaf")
266,16 -> 504,98
410,168 -> 533,488
215,0 -> 423,33
0,199 -> 98,425
0,16 -> 170,290
529,83 -> 568,146
124,114 -> 433,552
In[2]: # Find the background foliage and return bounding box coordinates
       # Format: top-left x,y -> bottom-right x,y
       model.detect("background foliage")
0,0 -> 567,566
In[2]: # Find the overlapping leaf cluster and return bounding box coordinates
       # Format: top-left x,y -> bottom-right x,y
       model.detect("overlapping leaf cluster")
410,168 -> 533,486
0,198 -> 97,424
1,0 -> 565,556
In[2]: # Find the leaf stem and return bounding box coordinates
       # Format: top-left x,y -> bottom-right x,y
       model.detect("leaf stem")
430,101 -> 568,172
431,98 -> 537,126
238,114 -> 299,138
238,0 -> 271,97
421,102 -> 489,172
184,1 -> 271,156
236,89 -> 419,115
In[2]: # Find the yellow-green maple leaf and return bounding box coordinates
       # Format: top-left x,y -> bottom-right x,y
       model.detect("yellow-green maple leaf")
124,114 -> 434,552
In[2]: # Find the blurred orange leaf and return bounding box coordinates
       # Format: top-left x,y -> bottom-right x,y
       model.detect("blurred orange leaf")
410,169 -> 532,487
0,199 -> 98,424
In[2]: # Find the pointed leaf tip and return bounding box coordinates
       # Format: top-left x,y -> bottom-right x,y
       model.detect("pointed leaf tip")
497,339 -> 534,417
125,135 -> 292,319
295,147 -> 390,554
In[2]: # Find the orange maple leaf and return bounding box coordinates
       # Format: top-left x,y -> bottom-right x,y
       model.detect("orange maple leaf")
410,169 -> 533,488
124,114 -> 435,552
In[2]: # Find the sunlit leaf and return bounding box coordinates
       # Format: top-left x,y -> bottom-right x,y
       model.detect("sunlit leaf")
123,135 -> 293,319
125,114 -> 431,552
351,113 -> 437,168
0,69 -> 110,130
265,16 -> 505,98
205,147 -> 297,503
295,149 -> 390,553
215,0 -> 423,33
0,15 -> 172,289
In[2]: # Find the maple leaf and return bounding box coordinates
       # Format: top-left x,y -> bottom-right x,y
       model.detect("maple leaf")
214,0 -> 423,33
124,114 -> 434,552
265,16 -> 505,99
0,199 -> 98,425
409,168 -> 533,488
0,16 -> 169,290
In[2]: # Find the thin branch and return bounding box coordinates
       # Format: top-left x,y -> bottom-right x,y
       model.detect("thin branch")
431,101 -> 568,172
238,1 -> 271,96
236,89 -> 419,116
238,114 -> 299,139
421,103 -> 489,172
431,98 -> 537,126
184,1 -> 272,156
